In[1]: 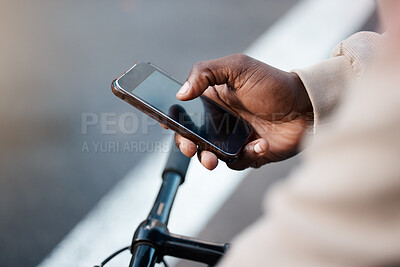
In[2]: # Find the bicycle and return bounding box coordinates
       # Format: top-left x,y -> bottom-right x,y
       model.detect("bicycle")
95,144 -> 229,267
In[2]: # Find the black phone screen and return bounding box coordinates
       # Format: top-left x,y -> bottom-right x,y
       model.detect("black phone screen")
118,64 -> 252,155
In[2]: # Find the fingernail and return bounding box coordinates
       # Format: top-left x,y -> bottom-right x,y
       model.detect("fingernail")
177,81 -> 190,96
254,143 -> 263,154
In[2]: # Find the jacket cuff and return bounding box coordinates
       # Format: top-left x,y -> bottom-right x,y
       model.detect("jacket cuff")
292,56 -> 355,129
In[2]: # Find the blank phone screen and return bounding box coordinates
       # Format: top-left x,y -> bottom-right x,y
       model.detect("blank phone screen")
117,64 -> 252,155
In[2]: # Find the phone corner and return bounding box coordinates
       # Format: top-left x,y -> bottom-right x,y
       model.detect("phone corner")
111,79 -> 124,99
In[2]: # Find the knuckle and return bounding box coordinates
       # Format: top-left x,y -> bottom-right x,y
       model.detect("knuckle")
227,162 -> 245,171
191,61 -> 215,86
192,61 -> 207,74
251,158 -> 268,169
251,162 -> 261,169
231,53 -> 249,63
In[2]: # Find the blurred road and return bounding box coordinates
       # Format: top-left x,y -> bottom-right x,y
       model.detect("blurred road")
0,0 -> 299,266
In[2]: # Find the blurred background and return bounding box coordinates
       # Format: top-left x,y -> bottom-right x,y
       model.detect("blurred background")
0,0 -> 376,266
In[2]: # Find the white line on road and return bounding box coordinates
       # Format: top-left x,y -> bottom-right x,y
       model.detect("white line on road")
246,0 -> 375,71
39,1 -> 374,266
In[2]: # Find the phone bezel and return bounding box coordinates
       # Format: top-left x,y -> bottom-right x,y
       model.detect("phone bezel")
111,62 -> 254,163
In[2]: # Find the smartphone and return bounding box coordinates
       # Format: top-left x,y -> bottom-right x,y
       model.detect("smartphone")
111,62 -> 253,163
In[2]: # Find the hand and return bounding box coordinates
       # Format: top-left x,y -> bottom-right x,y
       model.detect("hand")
163,54 -> 313,170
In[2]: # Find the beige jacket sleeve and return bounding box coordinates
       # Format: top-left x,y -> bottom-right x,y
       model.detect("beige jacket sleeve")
217,33 -> 400,267
293,31 -> 384,127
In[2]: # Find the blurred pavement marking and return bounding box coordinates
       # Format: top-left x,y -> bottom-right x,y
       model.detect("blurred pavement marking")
246,0 -> 375,70
39,0 -> 374,266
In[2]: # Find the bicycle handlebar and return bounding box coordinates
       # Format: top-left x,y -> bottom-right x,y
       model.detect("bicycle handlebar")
129,146 -> 191,266
162,147 -> 191,184
129,245 -> 158,267
98,144 -> 228,266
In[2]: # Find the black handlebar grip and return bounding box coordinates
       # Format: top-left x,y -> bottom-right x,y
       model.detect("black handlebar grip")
162,146 -> 191,184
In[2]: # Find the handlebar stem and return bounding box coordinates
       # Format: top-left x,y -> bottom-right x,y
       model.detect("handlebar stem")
129,147 -> 229,266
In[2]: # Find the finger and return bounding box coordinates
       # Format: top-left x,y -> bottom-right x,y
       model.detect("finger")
176,55 -> 245,101
174,133 -> 197,158
227,138 -> 270,170
159,123 -> 169,130
202,85 -> 238,115
199,150 -> 218,170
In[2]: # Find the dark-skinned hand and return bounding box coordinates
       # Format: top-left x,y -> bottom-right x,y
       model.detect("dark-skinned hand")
161,54 -> 313,170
